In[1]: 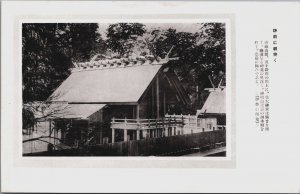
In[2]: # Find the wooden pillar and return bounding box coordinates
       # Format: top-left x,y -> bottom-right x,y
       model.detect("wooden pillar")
136,105 -> 140,120
164,128 -> 168,137
124,129 -> 128,142
163,91 -> 166,116
132,130 -> 135,140
49,120 -> 51,136
152,84 -> 155,118
100,129 -> 103,144
112,117 -> 115,143
136,130 -> 140,140
111,128 -> 115,143
188,114 -> 191,133
132,106 -> 135,119
156,77 -> 160,119
136,105 -> 140,140
49,120 -> 52,147
196,116 -> 198,131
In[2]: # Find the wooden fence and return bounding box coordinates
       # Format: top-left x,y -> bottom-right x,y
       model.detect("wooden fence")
165,114 -> 226,133
111,114 -> 225,135
111,117 -> 183,130
24,130 -> 226,156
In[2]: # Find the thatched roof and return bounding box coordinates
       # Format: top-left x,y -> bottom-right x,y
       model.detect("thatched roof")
197,88 -> 226,115
52,104 -> 106,119
51,61 -> 163,103
27,102 -> 107,120
50,56 -> 190,105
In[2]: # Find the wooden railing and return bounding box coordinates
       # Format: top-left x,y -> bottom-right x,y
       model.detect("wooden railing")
217,125 -> 226,130
111,114 -> 226,132
166,114 -> 198,132
111,117 -> 183,130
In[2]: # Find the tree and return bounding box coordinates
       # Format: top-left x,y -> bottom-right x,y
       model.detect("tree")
22,23 -> 103,137
143,24 -> 226,110
106,23 -> 146,56
22,23 -> 103,103
104,23 -> 225,111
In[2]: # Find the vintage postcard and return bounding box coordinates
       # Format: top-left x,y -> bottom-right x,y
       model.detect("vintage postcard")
1,1 -> 299,193
22,22 -> 230,158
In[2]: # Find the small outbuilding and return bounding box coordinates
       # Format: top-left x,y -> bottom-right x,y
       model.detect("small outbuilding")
196,87 -> 226,131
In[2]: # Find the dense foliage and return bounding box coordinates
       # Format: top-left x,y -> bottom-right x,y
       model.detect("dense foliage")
23,22 -> 225,109
106,23 -> 146,55
22,23 -> 104,102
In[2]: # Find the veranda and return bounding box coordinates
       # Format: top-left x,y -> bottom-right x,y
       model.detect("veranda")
111,114 -> 226,143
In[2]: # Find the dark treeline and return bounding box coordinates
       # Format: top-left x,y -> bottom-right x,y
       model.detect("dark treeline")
22,23 -> 225,111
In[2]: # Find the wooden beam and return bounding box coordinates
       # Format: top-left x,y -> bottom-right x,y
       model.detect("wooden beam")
157,78 -> 160,118
69,102 -> 139,105
152,83 -> 155,118
208,75 -> 216,89
163,91 -> 166,116
136,105 -> 140,120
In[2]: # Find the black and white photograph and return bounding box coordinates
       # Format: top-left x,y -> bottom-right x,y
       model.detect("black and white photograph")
3,1 -> 300,193
22,22 -> 227,156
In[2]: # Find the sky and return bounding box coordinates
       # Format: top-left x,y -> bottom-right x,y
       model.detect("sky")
97,23 -> 203,39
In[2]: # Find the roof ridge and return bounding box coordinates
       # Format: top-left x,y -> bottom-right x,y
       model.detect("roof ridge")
71,56 -> 167,73
71,62 -> 163,73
